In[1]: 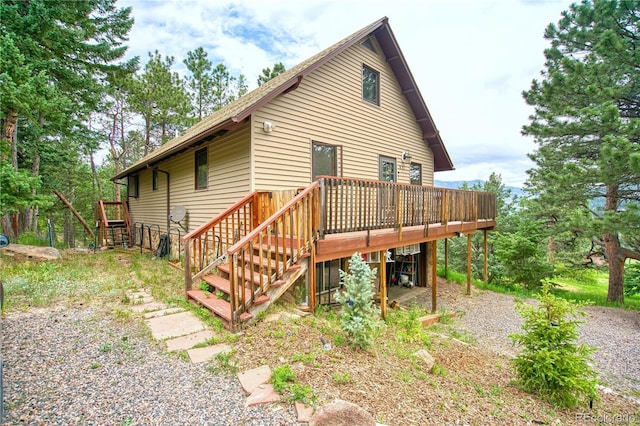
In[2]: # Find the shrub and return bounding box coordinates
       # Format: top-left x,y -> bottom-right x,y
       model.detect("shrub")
624,262 -> 640,296
509,282 -> 597,408
334,253 -> 381,349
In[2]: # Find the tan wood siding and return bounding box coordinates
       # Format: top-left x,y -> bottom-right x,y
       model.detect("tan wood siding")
252,39 -> 435,192
128,123 -> 251,233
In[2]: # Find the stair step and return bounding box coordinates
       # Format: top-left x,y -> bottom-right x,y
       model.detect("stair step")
272,279 -> 286,287
256,243 -> 294,257
287,264 -> 301,271
218,264 -> 266,286
254,294 -> 270,305
187,289 -> 253,324
243,254 -> 278,270
187,289 -> 232,322
202,274 -> 251,301
203,274 -> 232,293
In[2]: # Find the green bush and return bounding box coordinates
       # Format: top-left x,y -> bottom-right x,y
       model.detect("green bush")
624,263 -> 640,296
334,253 -> 381,349
509,282 -> 597,408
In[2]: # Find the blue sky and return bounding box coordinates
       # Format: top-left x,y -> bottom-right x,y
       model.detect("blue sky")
119,0 -> 575,187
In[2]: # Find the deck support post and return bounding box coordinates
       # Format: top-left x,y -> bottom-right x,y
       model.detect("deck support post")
379,250 -> 386,320
483,229 -> 488,283
466,233 -> 472,296
444,238 -> 448,278
184,241 -> 192,292
309,245 -> 317,311
431,240 -> 437,313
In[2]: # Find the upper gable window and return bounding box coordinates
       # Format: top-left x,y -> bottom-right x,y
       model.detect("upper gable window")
361,37 -> 378,54
362,65 -> 380,105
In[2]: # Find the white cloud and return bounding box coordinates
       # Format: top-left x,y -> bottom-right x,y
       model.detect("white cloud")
119,0 -> 573,187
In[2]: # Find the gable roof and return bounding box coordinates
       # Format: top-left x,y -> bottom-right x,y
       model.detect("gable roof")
114,17 -> 454,180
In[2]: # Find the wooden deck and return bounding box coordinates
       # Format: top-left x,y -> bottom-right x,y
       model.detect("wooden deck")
316,219 -> 496,261
181,177 -> 497,329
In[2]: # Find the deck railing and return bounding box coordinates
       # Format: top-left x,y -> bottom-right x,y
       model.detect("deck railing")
318,176 -> 496,235
225,182 -> 320,320
182,177 -> 495,324
182,191 -> 272,289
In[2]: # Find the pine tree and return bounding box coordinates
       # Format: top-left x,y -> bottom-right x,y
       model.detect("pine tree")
523,0 -> 640,303
334,253 -> 381,349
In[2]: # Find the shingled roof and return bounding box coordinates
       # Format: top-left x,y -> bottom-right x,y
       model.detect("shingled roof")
114,16 -> 453,180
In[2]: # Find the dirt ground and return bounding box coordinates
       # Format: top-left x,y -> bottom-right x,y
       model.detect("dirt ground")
232,279 -> 640,426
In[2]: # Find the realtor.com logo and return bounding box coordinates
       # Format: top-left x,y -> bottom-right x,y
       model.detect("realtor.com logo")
575,413 -> 637,424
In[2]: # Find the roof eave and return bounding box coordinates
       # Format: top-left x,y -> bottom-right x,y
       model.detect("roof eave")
374,21 -> 455,172
111,118 -> 235,181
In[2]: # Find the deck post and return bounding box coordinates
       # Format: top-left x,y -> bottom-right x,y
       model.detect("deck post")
184,241 -> 192,292
310,244 -> 317,311
379,250 -> 386,320
483,229 -> 488,283
466,233 -> 472,296
431,240 -> 437,313
444,238 -> 449,278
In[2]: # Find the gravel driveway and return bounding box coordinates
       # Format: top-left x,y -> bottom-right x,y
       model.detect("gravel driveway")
1,308 -> 298,425
435,283 -> 640,394
3,283 -> 639,424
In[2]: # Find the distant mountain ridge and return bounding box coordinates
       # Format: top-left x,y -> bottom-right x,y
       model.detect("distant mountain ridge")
434,180 -> 524,198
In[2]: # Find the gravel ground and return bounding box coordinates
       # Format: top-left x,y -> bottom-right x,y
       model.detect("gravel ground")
435,283 -> 640,393
1,307 -> 298,425
3,283 -> 639,425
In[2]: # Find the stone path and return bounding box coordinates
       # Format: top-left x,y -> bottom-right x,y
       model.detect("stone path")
125,289 -> 313,422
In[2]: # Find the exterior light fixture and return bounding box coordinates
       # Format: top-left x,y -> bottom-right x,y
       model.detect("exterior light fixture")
263,121 -> 276,133
401,151 -> 412,163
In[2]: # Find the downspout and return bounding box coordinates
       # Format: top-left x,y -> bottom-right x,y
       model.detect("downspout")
149,166 -> 170,232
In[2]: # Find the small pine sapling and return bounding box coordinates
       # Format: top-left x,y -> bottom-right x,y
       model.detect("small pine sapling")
334,253 -> 381,349
509,282 -> 598,408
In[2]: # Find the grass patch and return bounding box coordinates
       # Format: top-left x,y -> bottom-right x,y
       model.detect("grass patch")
438,266 -> 640,311
0,250 -> 184,311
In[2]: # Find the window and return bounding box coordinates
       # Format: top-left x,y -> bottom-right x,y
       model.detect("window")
362,65 -> 379,105
312,142 -> 339,181
379,156 -> 396,182
127,175 -> 139,198
410,163 -> 422,185
195,148 -> 208,190
152,170 -> 158,191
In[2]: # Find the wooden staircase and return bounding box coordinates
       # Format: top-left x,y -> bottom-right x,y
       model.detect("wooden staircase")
183,184 -> 320,330
186,242 -> 309,327
95,200 -> 133,249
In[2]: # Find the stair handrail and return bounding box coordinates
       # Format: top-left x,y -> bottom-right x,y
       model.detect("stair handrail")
227,182 -> 320,255
225,182 -> 320,321
183,191 -> 258,241
183,191 -> 270,291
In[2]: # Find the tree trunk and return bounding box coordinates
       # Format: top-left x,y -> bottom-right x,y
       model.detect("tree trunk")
604,184 -> 624,304
64,209 -> 75,248
24,152 -> 41,232
1,111 -> 18,159
605,232 -> 624,304
1,110 -> 19,239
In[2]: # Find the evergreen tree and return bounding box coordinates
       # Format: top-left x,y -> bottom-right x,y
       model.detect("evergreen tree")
334,253 -> 381,349
0,0 -> 135,239
128,51 -> 193,155
522,0 -> 640,303
257,62 -> 286,86
184,47 -> 214,120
